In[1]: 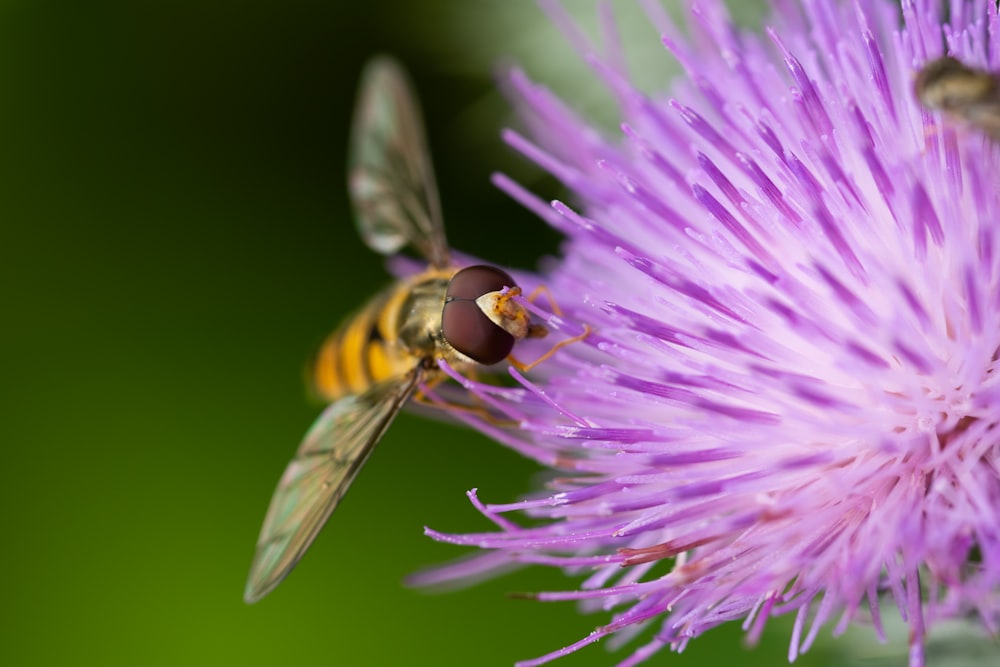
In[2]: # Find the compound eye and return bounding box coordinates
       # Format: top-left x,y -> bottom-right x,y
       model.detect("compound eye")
442,265 -> 517,365
442,299 -> 514,364
445,265 -> 515,300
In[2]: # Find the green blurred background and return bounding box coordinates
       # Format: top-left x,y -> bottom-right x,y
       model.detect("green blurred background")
0,1 -> 853,665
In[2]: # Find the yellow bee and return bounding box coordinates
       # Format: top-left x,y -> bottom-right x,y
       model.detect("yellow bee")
914,55 -> 1000,140
244,57 -> 579,603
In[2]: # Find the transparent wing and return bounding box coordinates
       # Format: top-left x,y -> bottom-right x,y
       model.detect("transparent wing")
244,369 -> 422,603
348,55 -> 450,269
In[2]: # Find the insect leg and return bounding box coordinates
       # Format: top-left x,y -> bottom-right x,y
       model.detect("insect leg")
412,372 -> 519,426
507,325 -> 591,372
524,284 -> 565,315
508,283 -> 592,371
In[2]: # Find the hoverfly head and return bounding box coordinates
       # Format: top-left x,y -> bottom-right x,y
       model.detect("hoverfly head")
442,265 -> 529,365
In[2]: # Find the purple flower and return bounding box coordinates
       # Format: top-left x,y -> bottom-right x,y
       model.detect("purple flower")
414,1 -> 1000,665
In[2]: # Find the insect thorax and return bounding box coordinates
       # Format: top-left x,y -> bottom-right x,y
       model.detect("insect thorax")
395,272 -> 455,361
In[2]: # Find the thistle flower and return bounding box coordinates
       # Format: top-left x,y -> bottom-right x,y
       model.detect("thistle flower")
415,1 -> 1000,666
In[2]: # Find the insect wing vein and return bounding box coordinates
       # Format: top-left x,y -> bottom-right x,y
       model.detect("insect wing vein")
244,368 -> 422,603
348,56 -> 450,268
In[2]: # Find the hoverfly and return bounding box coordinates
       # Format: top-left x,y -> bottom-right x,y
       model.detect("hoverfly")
244,57 -> 579,603
914,55 -> 1000,141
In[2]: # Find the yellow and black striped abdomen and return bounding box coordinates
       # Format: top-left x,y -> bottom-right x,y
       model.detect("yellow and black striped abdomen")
311,269 -> 458,402
311,282 -> 415,402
